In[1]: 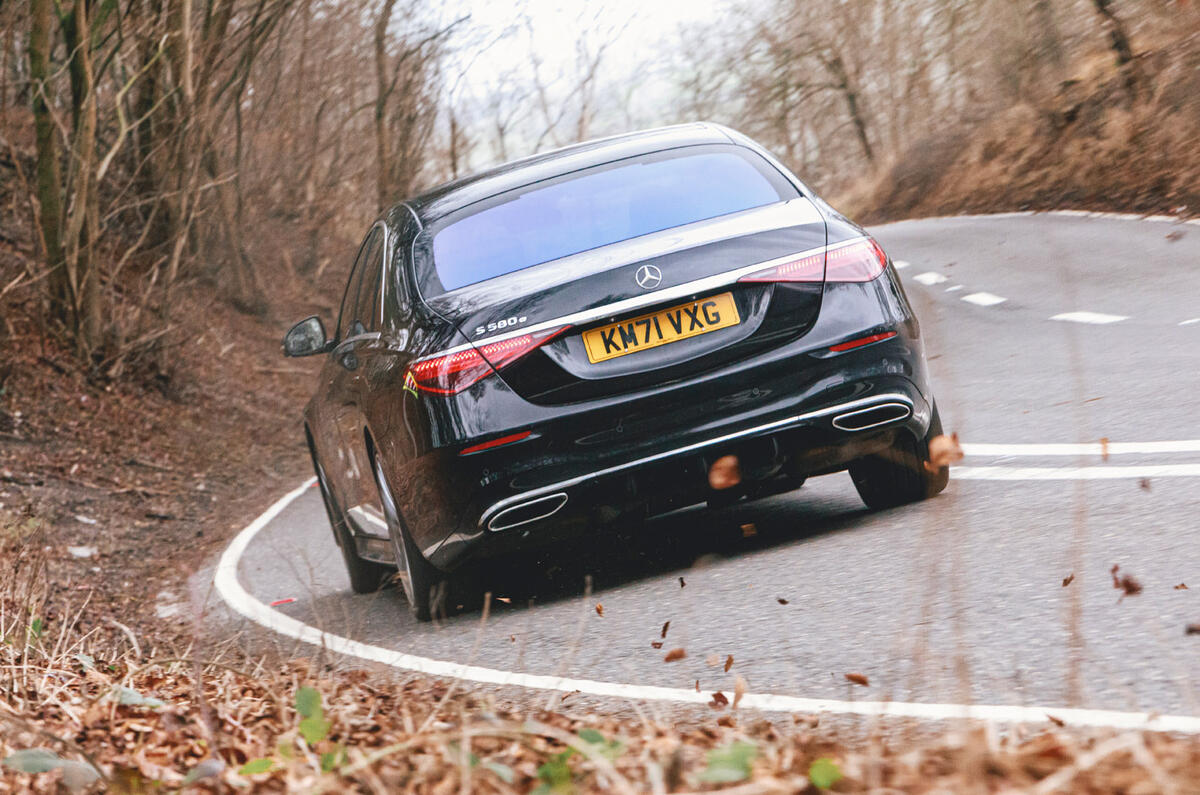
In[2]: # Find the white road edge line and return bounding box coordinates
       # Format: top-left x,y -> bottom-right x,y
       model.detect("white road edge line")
1180,318 -> 1200,326
214,479 -> 1200,733
878,210 -> 1200,227
957,464 -> 1200,480
963,441 -> 1200,456
1051,311 -> 1129,325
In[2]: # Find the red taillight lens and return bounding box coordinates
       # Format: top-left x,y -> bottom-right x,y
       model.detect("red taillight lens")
825,238 -> 887,282
408,326 -> 569,395
737,238 -> 888,285
737,250 -> 824,283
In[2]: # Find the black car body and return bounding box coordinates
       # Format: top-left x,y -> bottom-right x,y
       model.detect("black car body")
285,123 -> 948,619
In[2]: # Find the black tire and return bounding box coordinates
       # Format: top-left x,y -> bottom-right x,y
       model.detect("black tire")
370,451 -> 449,622
848,405 -> 950,510
308,434 -> 391,594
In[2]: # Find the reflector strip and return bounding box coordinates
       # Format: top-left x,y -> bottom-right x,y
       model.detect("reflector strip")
459,430 -> 533,456
828,331 -> 897,352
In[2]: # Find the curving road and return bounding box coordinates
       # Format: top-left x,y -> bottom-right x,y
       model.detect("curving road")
207,213 -> 1200,725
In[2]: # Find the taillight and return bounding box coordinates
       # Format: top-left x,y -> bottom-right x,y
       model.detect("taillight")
825,238 -> 887,282
408,326 -> 569,395
737,250 -> 824,283
736,238 -> 888,284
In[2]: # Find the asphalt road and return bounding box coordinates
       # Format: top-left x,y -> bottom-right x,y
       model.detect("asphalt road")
208,213 -> 1200,721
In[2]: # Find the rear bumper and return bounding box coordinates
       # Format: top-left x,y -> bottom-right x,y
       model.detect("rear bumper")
428,375 -> 932,569
481,390 -> 921,529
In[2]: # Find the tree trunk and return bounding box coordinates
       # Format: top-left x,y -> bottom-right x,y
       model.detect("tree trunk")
374,0 -> 398,210
63,0 -> 102,356
824,52 -> 875,165
28,0 -> 68,323
1091,0 -> 1135,67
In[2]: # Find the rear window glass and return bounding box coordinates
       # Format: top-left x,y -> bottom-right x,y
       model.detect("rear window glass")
422,146 -> 795,295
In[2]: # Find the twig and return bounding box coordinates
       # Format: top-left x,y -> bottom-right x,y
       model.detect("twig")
1030,734 -> 1138,794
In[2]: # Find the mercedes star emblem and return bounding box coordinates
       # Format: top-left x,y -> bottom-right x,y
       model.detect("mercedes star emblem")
635,264 -> 663,290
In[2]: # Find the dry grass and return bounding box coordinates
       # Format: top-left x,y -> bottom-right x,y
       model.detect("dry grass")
3,527 -> 1200,794
839,34 -> 1200,225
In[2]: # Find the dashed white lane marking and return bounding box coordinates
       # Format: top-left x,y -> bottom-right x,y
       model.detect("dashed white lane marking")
957,464 -> 1200,480
1050,311 -> 1129,325
892,259 -> 910,269
1180,318 -> 1200,326
914,271 -> 947,285
944,285 -> 964,293
961,292 -> 1006,306
964,440 -> 1200,456
215,477 -> 1200,733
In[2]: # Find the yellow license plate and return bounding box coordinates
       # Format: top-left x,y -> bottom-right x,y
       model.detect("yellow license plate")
582,292 -> 741,363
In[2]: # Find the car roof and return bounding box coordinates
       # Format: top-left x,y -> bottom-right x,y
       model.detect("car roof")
402,123 -> 737,225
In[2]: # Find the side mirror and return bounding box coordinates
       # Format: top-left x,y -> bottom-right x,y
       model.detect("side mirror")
283,316 -> 330,357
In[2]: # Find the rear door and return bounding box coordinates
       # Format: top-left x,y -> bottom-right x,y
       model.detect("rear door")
330,225 -> 388,537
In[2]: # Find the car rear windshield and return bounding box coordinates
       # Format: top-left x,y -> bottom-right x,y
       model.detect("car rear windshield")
420,146 -> 797,295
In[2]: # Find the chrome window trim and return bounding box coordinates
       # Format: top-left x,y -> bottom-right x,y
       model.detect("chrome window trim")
477,391 -> 913,528
416,235 -> 868,363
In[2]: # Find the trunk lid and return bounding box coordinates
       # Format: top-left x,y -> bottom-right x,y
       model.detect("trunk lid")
423,199 -> 829,403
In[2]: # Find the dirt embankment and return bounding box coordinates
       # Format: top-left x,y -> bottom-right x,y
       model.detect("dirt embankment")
840,35 -> 1200,224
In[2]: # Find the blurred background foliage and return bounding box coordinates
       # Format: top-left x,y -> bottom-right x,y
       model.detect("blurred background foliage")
0,0 -> 1197,382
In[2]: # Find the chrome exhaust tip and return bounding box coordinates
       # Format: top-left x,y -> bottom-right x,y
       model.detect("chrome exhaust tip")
831,402 -> 912,432
487,492 -> 569,532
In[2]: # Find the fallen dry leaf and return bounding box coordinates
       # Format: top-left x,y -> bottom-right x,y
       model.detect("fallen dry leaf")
1111,564 -> 1143,598
1166,230 -> 1185,242
679,576 -> 686,588
717,714 -> 736,727
695,680 -> 700,692
724,655 -> 734,672
777,597 -> 789,605
661,621 -> 670,638
733,675 -> 747,709
845,673 -> 869,687
926,433 -> 964,471
595,603 -> 604,617
706,654 -> 721,667
664,648 -> 687,663
1176,583 -> 1189,590
740,523 -> 757,537
709,691 -> 729,709
496,596 -> 512,604
1047,714 -> 1066,727
1187,624 -> 1200,636
1100,437 -> 1110,462
1062,574 -> 1075,587
1140,478 -> 1152,491
651,641 -> 663,649
708,455 -> 741,490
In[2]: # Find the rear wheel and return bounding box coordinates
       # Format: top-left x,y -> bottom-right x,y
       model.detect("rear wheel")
848,405 -> 949,510
371,451 -> 449,622
309,435 -> 391,594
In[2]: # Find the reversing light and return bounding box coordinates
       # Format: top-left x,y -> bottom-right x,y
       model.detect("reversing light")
408,326 -> 569,395
459,430 -> 533,456
828,331 -> 897,353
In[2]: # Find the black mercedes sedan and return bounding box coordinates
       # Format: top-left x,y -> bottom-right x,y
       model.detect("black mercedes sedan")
284,123 -> 948,620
